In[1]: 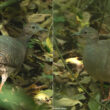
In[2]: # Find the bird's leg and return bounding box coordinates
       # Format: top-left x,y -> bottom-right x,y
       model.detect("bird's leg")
0,73 -> 8,92
102,88 -> 110,102
100,81 -> 104,96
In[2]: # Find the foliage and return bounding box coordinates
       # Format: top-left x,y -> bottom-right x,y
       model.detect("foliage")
54,0 -> 110,110
0,0 -> 52,110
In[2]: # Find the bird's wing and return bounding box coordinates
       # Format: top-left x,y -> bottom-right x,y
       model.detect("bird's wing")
0,36 -> 26,67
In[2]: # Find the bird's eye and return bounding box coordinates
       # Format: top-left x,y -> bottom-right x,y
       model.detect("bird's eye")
84,31 -> 87,34
32,26 -> 35,29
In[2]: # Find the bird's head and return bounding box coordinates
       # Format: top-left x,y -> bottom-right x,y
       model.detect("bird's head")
72,27 -> 99,40
23,23 -> 47,35
18,23 -> 47,45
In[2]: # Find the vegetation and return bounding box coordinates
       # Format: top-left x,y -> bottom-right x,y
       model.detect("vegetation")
0,0 -> 52,110
1,0 -> 110,110
54,0 -> 110,110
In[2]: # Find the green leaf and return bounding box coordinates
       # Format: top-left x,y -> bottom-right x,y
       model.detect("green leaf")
42,73 -> 53,80
80,76 -> 91,84
45,37 -> 53,53
41,89 -> 53,97
42,41 -> 51,53
54,16 -> 66,23
56,98 -> 82,107
88,93 -> 101,110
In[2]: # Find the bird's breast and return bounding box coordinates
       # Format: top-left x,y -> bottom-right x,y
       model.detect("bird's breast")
83,44 -> 110,82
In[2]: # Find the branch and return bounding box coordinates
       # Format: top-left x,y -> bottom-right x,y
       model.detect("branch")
0,0 -> 21,10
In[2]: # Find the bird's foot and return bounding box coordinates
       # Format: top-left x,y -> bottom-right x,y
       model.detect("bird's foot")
102,96 -> 110,102
0,84 -> 3,92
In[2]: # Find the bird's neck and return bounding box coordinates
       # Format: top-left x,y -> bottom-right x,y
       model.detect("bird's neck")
86,38 -> 98,45
17,32 -> 33,46
78,38 -> 99,52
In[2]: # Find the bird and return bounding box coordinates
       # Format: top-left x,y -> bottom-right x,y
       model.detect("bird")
73,27 -> 110,101
0,23 -> 46,91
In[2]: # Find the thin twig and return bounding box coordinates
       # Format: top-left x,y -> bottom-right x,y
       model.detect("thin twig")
98,0 -> 108,33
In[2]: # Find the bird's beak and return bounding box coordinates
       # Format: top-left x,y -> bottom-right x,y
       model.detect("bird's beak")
71,32 -> 81,36
39,27 -> 48,32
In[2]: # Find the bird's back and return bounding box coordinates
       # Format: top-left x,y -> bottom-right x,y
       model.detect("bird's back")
0,35 -> 26,67
83,39 -> 110,82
